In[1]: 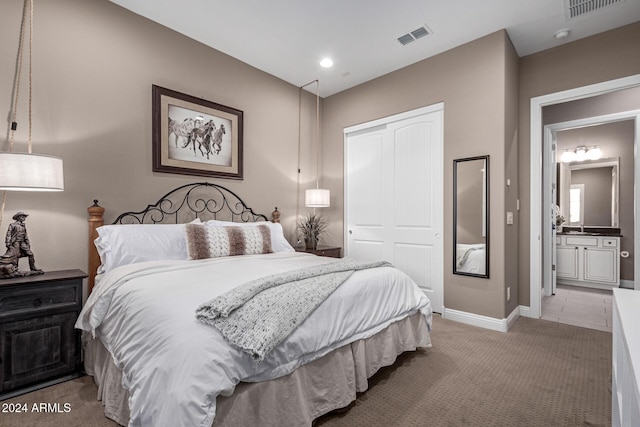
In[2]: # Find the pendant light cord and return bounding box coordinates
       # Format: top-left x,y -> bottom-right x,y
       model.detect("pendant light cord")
27,0 -> 34,154
296,79 -> 320,221
8,0 -> 32,151
1,0 -> 33,229
315,80 -> 320,190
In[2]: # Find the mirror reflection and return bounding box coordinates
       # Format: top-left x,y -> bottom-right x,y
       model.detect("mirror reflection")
559,158 -> 619,227
454,155 -> 489,278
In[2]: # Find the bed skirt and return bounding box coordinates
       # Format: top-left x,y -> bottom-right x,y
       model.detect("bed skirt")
83,312 -> 430,427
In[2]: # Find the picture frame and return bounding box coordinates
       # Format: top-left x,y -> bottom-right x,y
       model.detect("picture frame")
152,85 -> 243,180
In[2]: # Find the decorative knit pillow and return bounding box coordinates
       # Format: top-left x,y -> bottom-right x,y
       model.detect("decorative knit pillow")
206,220 -> 294,253
185,223 -> 273,259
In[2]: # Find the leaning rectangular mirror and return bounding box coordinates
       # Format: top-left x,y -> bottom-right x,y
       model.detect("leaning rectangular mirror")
453,155 -> 489,278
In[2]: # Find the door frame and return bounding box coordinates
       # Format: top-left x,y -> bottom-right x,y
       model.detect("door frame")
343,103 -> 444,312
530,74 -> 640,319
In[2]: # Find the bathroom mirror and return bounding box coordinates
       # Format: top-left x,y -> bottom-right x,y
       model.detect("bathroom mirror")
558,157 -> 619,227
453,155 -> 489,278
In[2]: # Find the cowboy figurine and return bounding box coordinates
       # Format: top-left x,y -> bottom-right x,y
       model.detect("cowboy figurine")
0,212 -> 43,278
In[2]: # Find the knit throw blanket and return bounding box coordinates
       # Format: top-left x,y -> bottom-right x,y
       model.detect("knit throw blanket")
195,258 -> 392,361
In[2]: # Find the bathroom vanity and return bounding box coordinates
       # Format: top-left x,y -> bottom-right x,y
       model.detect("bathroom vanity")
556,231 -> 620,290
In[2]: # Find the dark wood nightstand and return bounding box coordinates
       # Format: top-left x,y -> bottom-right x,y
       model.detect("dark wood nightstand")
296,245 -> 342,258
0,269 -> 86,400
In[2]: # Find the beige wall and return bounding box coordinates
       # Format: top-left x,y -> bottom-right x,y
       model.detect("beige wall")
504,33 -> 520,316
0,0 -> 317,294
324,31 -> 514,319
518,22 -> 640,306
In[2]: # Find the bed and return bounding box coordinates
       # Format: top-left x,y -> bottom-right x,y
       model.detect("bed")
455,243 -> 486,275
77,182 -> 432,427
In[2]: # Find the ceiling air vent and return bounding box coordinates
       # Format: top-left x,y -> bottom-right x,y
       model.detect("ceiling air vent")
565,0 -> 625,19
397,25 -> 431,46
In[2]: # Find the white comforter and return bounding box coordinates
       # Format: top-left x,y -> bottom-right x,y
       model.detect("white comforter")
75,252 -> 432,427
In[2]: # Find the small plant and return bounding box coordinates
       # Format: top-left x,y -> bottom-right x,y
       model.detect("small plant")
297,211 -> 327,250
556,214 -> 566,227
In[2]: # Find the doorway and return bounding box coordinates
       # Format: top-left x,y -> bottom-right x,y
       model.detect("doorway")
529,75 -> 640,319
541,116 -> 635,331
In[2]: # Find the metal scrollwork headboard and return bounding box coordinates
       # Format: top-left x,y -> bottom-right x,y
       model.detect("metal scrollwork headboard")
87,182 -> 272,293
112,182 -> 268,224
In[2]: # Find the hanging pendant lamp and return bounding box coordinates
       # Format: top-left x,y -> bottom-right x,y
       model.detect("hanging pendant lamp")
0,0 -> 64,193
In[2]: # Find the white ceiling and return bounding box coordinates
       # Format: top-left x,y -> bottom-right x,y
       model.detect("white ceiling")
110,0 -> 640,97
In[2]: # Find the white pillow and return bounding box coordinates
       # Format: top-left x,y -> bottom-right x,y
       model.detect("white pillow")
95,223 -> 190,274
206,220 -> 295,253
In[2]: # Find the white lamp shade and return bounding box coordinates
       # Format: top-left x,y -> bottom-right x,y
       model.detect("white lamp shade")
0,152 -> 64,191
305,188 -> 330,208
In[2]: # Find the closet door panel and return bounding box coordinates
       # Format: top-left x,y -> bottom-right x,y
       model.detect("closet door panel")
346,130 -> 386,262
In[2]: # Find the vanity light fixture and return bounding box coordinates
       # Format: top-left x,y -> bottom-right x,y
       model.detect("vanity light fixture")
561,145 -> 602,163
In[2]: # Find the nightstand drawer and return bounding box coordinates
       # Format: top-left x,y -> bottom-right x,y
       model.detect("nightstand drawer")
296,246 -> 342,258
314,248 -> 341,258
0,282 -> 81,319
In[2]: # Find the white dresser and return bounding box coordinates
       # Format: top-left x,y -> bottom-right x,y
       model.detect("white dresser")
556,234 -> 620,290
612,288 -> 640,427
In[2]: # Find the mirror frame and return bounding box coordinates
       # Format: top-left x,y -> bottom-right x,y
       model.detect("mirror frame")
558,157 -> 619,228
453,155 -> 490,278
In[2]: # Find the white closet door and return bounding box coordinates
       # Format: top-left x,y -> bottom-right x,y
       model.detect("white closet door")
345,106 -> 443,313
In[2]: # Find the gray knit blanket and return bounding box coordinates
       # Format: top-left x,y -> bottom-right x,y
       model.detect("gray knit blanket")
195,258 -> 392,361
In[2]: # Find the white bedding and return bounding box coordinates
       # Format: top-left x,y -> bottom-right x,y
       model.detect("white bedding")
456,243 -> 486,274
75,252 -> 432,427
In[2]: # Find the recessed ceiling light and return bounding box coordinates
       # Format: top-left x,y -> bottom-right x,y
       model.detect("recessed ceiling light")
554,29 -> 571,40
320,58 -> 333,68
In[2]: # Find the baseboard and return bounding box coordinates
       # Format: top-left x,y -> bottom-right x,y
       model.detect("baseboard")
620,279 -> 634,289
506,306 -> 520,330
518,305 -> 533,318
443,308 -> 512,332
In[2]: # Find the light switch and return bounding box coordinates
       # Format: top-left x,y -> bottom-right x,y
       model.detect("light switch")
506,211 -> 514,225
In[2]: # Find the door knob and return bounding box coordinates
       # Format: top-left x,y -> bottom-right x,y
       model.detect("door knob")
348,230 -> 353,234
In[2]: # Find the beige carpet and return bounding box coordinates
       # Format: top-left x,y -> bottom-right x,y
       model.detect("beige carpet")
317,315 -> 612,427
1,315 -> 611,427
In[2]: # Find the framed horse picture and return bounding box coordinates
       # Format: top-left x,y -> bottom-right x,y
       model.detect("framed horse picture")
152,85 -> 243,179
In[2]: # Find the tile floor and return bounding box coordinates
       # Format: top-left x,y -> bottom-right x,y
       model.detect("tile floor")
541,284 -> 613,333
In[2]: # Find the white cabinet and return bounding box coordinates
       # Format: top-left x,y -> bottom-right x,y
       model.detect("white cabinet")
612,289 -> 640,427
584,247 -> 617,283
556,245 -> 579,279
556,235 -> 619,290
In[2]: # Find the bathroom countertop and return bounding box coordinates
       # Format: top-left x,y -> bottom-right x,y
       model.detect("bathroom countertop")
557,230 -> 623,237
